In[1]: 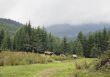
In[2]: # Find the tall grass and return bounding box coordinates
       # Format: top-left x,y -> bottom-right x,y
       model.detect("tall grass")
70,58 -> 110,77
70,59 -> 94,77
51,55 -> 67,61
0,51 -> 53,66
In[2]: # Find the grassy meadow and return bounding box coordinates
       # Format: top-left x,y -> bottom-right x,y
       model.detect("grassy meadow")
0,52 -> 110,77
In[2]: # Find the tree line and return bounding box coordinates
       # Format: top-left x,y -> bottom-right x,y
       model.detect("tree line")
0,22 -> 110,58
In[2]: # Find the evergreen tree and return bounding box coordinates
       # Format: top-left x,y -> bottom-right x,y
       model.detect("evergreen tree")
61,37 -> 69,54
90,44 -> 101,58
68,40 -> 74,54
77,32 -> 87,57
1,32 -> 11,50
86,33 -> 95,57
77,31 -> 84,42
101,28 -> 109,51
24,22 -> 32,51
40,27 -> 48,51
73,39 -> 83,56
31,26 -> 48,52
13,26 -> 26,51
23,32 -> 31,51
13,22 -> 32,51
52,37 -> 62,52
0,29 -> 5,47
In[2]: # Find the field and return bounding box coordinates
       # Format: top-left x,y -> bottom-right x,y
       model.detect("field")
0,58 -> 110,77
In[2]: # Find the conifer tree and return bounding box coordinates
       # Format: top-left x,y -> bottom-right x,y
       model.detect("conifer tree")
73,39 -> 83,56
61,37 -> 68,54
0,29 -> 5,47
90,44 -> 101,58
101,28 -> 109,51
47,33 -> 54,52
40,27 -> 48,51
1,32 -> 11,50
77,31 -> 87,56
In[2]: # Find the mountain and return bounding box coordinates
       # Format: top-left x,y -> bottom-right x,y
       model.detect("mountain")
0,18 -> 23,36
0,18 -> 110,38
46,23 -> 110,38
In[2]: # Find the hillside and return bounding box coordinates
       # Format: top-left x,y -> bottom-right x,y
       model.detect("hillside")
46,23 -> 110,38
0,18 -> 110,38
0,18 -> 23,36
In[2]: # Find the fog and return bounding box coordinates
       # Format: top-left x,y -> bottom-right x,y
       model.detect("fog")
0,0 -> 110,27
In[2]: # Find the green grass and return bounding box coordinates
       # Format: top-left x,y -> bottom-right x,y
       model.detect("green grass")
0,63 -> 59,77
0,61 -> 73,77
51,58 -> 96,77
0,58 -> 110,77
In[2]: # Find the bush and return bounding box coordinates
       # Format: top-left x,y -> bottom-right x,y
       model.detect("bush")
100,50 -> 110,60
96,50 -> 110,70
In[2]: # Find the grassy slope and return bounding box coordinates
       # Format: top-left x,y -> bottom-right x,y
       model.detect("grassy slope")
0,58 -> 110,77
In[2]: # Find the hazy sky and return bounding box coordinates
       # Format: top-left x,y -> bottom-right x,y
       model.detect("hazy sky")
0,0 -> 110,27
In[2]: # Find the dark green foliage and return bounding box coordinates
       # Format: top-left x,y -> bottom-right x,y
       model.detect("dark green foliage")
61,37 -> 69,54
76,28 -> 110,57
72,39 -> 83,56
100,50 -> 110,60
90,44 -> 101,58
1,32 -> 11,50
47,33 -> 54,52
13,23 -> 32,51
0,29 -> 5,47
31,26 -> 48,52
13,23 -> 53,52
0,18 -> 22,37
13,27 -> 26,51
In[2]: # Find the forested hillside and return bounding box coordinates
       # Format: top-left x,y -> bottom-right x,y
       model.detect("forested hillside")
0,21 -> 110,58
0,18 -> 109,61
0,18 -> 23,36
47,23 -> 110,38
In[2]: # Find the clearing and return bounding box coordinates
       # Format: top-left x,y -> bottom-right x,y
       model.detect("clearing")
0,58 -> 109,77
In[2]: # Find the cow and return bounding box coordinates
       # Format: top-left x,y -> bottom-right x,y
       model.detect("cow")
72,54 -> 78,59
44,51 -> 54,56
54,51 -> 65,56
54,52 -> 61,56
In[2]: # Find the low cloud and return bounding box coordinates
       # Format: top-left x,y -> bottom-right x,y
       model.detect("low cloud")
0,0 -> 110,27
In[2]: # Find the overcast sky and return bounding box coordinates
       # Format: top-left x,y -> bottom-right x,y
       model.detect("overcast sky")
0,0 -> 110,27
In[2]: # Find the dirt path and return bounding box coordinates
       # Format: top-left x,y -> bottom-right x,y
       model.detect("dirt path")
33,68 -> 60,77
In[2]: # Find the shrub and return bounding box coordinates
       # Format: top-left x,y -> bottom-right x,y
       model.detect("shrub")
96,50 -> 110,70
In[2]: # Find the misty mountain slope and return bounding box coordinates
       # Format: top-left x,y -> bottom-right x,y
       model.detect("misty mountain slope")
46,23 -> 110,38
0,18 -> 23,36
